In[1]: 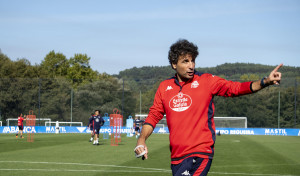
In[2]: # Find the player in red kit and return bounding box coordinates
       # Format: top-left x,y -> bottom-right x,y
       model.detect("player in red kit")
134,39 -> 283,176
16,114 -> 26,138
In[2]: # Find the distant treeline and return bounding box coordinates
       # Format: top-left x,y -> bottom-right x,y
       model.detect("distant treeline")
0,51 -> 135,124
0,50 -> 299,128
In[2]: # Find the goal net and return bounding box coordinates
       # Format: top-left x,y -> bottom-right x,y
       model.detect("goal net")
136,114 -> 168,133
135,114 -> 167,122
214,117 -> 247,128
45,121 -> 83,127
6,118 -> 51,126
135,115 -> 247,128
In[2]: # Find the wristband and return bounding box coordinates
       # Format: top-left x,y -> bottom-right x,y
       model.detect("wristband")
260,77 -> 268,88
134,145 -> 146,158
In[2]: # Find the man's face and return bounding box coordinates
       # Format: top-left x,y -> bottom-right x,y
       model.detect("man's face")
95,111 -> 99,116
172,54 -> 195,82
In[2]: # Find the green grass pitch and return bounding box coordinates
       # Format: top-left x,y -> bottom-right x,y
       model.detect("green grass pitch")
0,133 -> 299,176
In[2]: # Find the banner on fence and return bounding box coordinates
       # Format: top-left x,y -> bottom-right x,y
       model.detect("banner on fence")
0,126 -> 299,136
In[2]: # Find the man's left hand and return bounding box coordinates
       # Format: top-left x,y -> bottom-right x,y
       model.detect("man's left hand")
266,63 -> 283,85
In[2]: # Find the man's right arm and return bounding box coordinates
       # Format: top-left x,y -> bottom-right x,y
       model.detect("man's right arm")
134,83 -> 165,159
135,124 -> 154,159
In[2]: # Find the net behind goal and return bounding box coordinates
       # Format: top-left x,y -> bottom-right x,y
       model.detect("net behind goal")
45,121 -> 83,126
214,117 -> 247,128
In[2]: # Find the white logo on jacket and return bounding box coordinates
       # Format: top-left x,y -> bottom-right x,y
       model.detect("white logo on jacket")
166,86 -> 173,91
169,92 -> 192,112
191,81 -> 199,88
181,170 -> 190,175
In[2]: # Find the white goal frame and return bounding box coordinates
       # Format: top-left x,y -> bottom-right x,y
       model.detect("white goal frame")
135,114 -> 168,127
0,121 -> 2,126
45,121 -> 83,127
135,114 -> 148,120
135,114 -> 167,122
136,114 -> 168,134
6,118 -> 51,126
134,115 -> 247,128
214,117 -> 247,128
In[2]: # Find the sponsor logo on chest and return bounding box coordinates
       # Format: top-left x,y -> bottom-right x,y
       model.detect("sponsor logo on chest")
191,81 -> 199,88
169,92 -> 192,112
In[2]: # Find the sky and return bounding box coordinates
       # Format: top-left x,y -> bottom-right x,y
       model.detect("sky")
0,0 -> 299,75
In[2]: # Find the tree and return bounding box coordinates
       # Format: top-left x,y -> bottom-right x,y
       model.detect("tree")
67,54 -> 98,87
240,74 -> 259,82
41,51 -> 69,78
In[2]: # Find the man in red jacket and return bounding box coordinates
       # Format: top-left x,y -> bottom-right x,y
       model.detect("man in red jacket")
16,114 -> 26,138
134,39 -> 282,176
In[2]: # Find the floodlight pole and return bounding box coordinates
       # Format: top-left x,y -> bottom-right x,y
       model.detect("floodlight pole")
71,88 -> 73,123
122,79 -> 124,116
278,90 -> 280,128
140,90 -> 142,114
295,79 -> 297,128
38,78 -> 41,126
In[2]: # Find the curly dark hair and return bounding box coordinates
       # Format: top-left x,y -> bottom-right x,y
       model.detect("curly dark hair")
168,39 -> 199,69
95,110 -> 101,114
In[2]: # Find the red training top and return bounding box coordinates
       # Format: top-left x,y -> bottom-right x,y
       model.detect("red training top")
144,72 -> 253,164
18,116 -> 24,126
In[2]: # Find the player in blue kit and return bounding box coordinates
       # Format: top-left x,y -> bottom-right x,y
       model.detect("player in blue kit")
92,110 -> 105,145
88,113 -> 94,142
134,117 -> 144,139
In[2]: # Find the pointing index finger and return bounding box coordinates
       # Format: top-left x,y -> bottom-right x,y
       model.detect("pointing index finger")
273,63 -> 283,72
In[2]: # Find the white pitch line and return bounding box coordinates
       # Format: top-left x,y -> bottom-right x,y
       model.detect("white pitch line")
1,169 -> 299,176
213,163 -> 300,168
209,171 -> 300,176
1,161 -> 299,176
0,160 -> 171,172
0,168 -> 170,173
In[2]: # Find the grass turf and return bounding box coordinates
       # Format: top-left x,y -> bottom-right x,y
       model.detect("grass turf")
0,133 -> 299,176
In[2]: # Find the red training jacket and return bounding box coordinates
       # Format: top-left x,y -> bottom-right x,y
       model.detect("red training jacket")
144,72 -> 253,164
17,117 -> 24,126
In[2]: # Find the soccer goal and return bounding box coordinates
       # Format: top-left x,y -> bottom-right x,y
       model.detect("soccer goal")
45,121 -> 83,126
214,117 -> 247,128
6,118 -> 51,126
135,114 -> 167,122
136,114 -> 169,134
135,114 -> 148,120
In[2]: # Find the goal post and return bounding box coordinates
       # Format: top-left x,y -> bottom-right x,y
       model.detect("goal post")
135,114 -> 167,122
6,118 -> 51,126
214,117 -> 247,128
45,121 -> 83,126
135,114 -> 148,120
134,115 -> 247,129
136,114 -> 168,133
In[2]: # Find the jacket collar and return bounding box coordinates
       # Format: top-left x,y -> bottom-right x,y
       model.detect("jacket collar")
173,71 -> 198,92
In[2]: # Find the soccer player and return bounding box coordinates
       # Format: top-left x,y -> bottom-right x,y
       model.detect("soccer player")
133,117 -> 144,138
16,114 -> 26,138
92,110 -> 104,145
134,39 -> 282,176
88,113 -> 94,142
